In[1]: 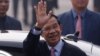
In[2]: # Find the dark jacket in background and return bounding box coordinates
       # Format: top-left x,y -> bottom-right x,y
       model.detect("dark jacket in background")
0,15 -> 22,30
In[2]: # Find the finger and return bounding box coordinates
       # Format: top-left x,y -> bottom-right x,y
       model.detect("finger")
34,6 -> 38,21
38,2 -> 41,11
43,1 -> 47,14
41,0 -> 44,2
38,1 -> 44,13
48,10 -> 53,18
38,1 -> 43,16
38,0 -> 44,10
34,6 -> 37,13
40,0 -> 44,8
34,6 -> 38,16
41,1 -> 46,15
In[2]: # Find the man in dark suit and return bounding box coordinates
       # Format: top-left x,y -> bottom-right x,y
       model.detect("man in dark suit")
58,0 -> 100,45
0,0 -> 22,30
23,0 -> 87,56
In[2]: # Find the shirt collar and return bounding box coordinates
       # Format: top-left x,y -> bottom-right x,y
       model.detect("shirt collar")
48,39 -> 64,52
71,8 -> 87,19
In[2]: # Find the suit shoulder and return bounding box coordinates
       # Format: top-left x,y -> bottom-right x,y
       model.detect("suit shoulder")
64,41 -> 87,56
6,16 -> 21,23
6,16 -> 22,30
58,11 -> 71,20
88,10 -> 100,17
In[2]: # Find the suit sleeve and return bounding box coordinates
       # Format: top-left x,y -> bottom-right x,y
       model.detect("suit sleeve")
23,29 -> 41,56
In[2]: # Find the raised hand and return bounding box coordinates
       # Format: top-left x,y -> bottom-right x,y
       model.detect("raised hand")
34,0 -> 52,29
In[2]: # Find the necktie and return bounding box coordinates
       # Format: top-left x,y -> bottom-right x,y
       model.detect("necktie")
51,47 -> 55,56
76,15 -> 82,39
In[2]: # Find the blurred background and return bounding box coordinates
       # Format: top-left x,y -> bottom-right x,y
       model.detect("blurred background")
7,0 -> 99,30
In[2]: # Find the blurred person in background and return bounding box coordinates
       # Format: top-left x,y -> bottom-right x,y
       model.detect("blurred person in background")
58,0 -> 100,45
13,0 -> 29,25
0,0 -> 22,30
23,0 -> 29,25
12,0 -> 19,18
23,0 -> 87,56
46,0 -> 58,13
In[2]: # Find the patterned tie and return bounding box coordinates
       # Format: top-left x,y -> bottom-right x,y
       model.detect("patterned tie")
51,47 -> 55,56
76,14 -> 82,39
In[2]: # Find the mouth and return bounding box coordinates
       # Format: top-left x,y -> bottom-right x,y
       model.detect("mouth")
77,0 -> 84,4
49,35 -> 57,38
48,33 -> 58,39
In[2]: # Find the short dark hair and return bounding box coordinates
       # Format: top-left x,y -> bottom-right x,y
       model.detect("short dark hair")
50,14 -> 60,25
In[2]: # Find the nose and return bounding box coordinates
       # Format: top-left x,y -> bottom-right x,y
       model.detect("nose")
49,29 -> 56,34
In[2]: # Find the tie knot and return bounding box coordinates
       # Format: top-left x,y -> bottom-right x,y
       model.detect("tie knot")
77,14 -> 82,19
78,14 -> 80,16
51,47 -> 55,51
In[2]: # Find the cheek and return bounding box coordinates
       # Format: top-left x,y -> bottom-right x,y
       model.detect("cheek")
42,32 -> 48,38
85,1 -> 89,5
57,27 -> 62,32
55,29 -> 61,35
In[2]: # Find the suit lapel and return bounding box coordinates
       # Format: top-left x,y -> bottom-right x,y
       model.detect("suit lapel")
69,10 -> 76,32
65,11 -> 75,34
82,9 -> 93,39
41,42 -> 51,56
60,40 -> 72,56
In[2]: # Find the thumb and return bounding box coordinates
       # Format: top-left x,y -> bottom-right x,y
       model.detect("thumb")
47,10 -> 53,18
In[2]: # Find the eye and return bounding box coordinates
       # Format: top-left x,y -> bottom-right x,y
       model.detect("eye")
0,0 -> 9,4
5,0 -> 9,3
53,24 -> 58,29
5,1 -> 8,3
43,27 -> 51,31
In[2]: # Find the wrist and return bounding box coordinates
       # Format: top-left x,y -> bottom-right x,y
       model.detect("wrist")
34,26 -> 42,31
35,23 -> 43,29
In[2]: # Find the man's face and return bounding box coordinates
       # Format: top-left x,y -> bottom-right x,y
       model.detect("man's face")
71,0 -> 89,9
0,0 -> 9,16
42,17 -> 61,46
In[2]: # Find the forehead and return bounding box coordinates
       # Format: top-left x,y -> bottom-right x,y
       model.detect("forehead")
47,17 -> 58,25
43,17 -> 58,27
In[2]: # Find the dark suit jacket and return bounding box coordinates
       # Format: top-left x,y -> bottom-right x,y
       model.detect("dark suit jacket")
58,9 -> 100,45
23,30 -> 86,56
0,15 -> 22,30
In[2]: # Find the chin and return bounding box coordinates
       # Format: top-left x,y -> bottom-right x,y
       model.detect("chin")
49,41 -> 58,46
51,39 -> 59,44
